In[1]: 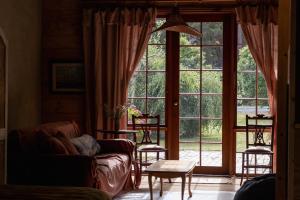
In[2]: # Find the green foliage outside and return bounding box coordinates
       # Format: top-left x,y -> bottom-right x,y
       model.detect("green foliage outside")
128,21 -> 269,152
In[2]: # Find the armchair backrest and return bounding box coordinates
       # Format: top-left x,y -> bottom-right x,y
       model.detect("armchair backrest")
245,114 -> 274,150
132,114 -> 160,146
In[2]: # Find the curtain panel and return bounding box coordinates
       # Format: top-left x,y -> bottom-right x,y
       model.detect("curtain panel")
83,8 -> 157,137
236,4 -> 278,115
235,3 -> 278,170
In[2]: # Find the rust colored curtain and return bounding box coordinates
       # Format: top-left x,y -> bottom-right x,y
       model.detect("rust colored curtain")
83,8 -> 157,137
236,3 -> 278,169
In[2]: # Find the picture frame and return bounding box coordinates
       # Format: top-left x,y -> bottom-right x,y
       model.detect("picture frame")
51,62 -> 85,92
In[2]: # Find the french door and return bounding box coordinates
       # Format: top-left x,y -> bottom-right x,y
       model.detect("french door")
166,14 -> 235,174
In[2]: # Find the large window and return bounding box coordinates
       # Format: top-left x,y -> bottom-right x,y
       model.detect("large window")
127,19 -> 166,124
236,25 -> 270,126
236,25 -> 270,173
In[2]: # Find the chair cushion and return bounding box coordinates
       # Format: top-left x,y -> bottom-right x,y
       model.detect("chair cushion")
244,146 -> 273,154
71,134 -> 100,156
137,144 -> 166,152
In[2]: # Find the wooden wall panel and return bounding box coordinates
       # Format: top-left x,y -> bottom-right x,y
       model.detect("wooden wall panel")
0,141 -> 4,184
42,0 -> 85,129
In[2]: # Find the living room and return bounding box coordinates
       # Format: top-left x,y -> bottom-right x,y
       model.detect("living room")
0,0 -> 297,199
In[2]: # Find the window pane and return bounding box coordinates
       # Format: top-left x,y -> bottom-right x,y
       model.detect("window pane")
147,72 -> 165,97
258,72 -> 268,98
201,144 -> 222,166
180,95 -> 200,117
127,98 -> 145,123
201,95 -> 222,118
128,72 -> 146,97
258,100 -> 270,115
202,22 -> 223,45
201,119 -> 222,142
179,119 -> 200,141
236,131 -> 247,173
202,46 -> 223,69
180,71 -> 200,93
237,46 -> 256,72
180,47 -> 201,69
148,45 -> 166,70
237,99 -> 256,126
149,19 -> 166,44
147,98 -> 165,124
180,22 -> 201,45
136,54 -> 146,71
202,71 -> 222,93
237,72 -> 256,98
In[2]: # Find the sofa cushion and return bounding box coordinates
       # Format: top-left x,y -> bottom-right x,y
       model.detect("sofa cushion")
71,134 -> 100,156
56,131 -> 79,155
94,153 -> 130,197
38,121 -> 81,138
36,130 -> 69,155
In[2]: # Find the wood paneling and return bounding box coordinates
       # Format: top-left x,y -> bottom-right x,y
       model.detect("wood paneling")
0,37 -> 5,128
0,141 -> 4,184
42,0 -> 85,129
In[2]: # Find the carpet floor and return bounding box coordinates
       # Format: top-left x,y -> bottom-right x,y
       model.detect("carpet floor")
114,189 -> 235,200
114,176 -> 238,200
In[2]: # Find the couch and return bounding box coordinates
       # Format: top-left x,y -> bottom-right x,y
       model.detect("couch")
0,184 -> 112,200
234,174 -> 275,200
7,121 -> 135,198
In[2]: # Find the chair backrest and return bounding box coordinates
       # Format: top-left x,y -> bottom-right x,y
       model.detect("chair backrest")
132,114 -> 160,145
245,114 -> 274,150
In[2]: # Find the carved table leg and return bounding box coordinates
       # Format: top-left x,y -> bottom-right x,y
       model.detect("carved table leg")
181,174 -> 186,200
160,177 -> 163,196
148,174 -> 153,200
188,172 -> 193,197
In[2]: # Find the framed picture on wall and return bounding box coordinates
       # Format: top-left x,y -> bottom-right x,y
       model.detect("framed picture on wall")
52,62 -> 85,92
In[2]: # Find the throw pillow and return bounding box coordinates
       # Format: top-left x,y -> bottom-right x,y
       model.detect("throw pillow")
70,134 -> 100,156
36,130 -> 69,155
56,131 -> 79,155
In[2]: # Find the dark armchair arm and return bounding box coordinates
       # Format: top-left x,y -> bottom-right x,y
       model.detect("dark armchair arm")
8,154 -> 96,187
97,139 -> 135,156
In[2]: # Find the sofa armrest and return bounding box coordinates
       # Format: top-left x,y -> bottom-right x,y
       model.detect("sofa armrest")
8,154 -> 96,187
97,139 -> 135,156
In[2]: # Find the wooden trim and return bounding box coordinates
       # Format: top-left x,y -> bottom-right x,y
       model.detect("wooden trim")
81,0 -> 278,8
0,129 -> 6,141
276,0 -> 291,199
224,14 -> 237,176
166,30 -> 180,160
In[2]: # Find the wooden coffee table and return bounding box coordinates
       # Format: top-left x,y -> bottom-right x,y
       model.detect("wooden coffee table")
145,160 -> 196,200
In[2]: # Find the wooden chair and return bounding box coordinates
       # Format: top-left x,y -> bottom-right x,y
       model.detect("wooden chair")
132,114 -> 168,174
240,114 -> 274,185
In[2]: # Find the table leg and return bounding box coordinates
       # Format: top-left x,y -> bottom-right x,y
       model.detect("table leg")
181,175 -> 186,200
160,177 -> 163,196
148,174 -> 153,200
188,172 -> 192,197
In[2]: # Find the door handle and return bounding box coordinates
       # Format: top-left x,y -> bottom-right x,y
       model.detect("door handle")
173,101 -> 178,106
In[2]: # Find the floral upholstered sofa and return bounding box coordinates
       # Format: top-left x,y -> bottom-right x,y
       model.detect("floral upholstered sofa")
7,121 -> 135,198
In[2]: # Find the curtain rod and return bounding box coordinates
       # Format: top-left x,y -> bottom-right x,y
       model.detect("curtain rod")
81,0 -> 278,8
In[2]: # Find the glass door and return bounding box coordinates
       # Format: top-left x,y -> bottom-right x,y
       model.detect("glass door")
128,15 -> 235,174
166,15 -> 235,174
179,22 -> 223,169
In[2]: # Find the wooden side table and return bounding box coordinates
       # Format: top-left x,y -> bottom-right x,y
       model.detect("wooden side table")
145,160 -> 196,200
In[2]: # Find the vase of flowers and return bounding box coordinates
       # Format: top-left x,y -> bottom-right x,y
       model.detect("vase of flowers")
104,104 -> 129,131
